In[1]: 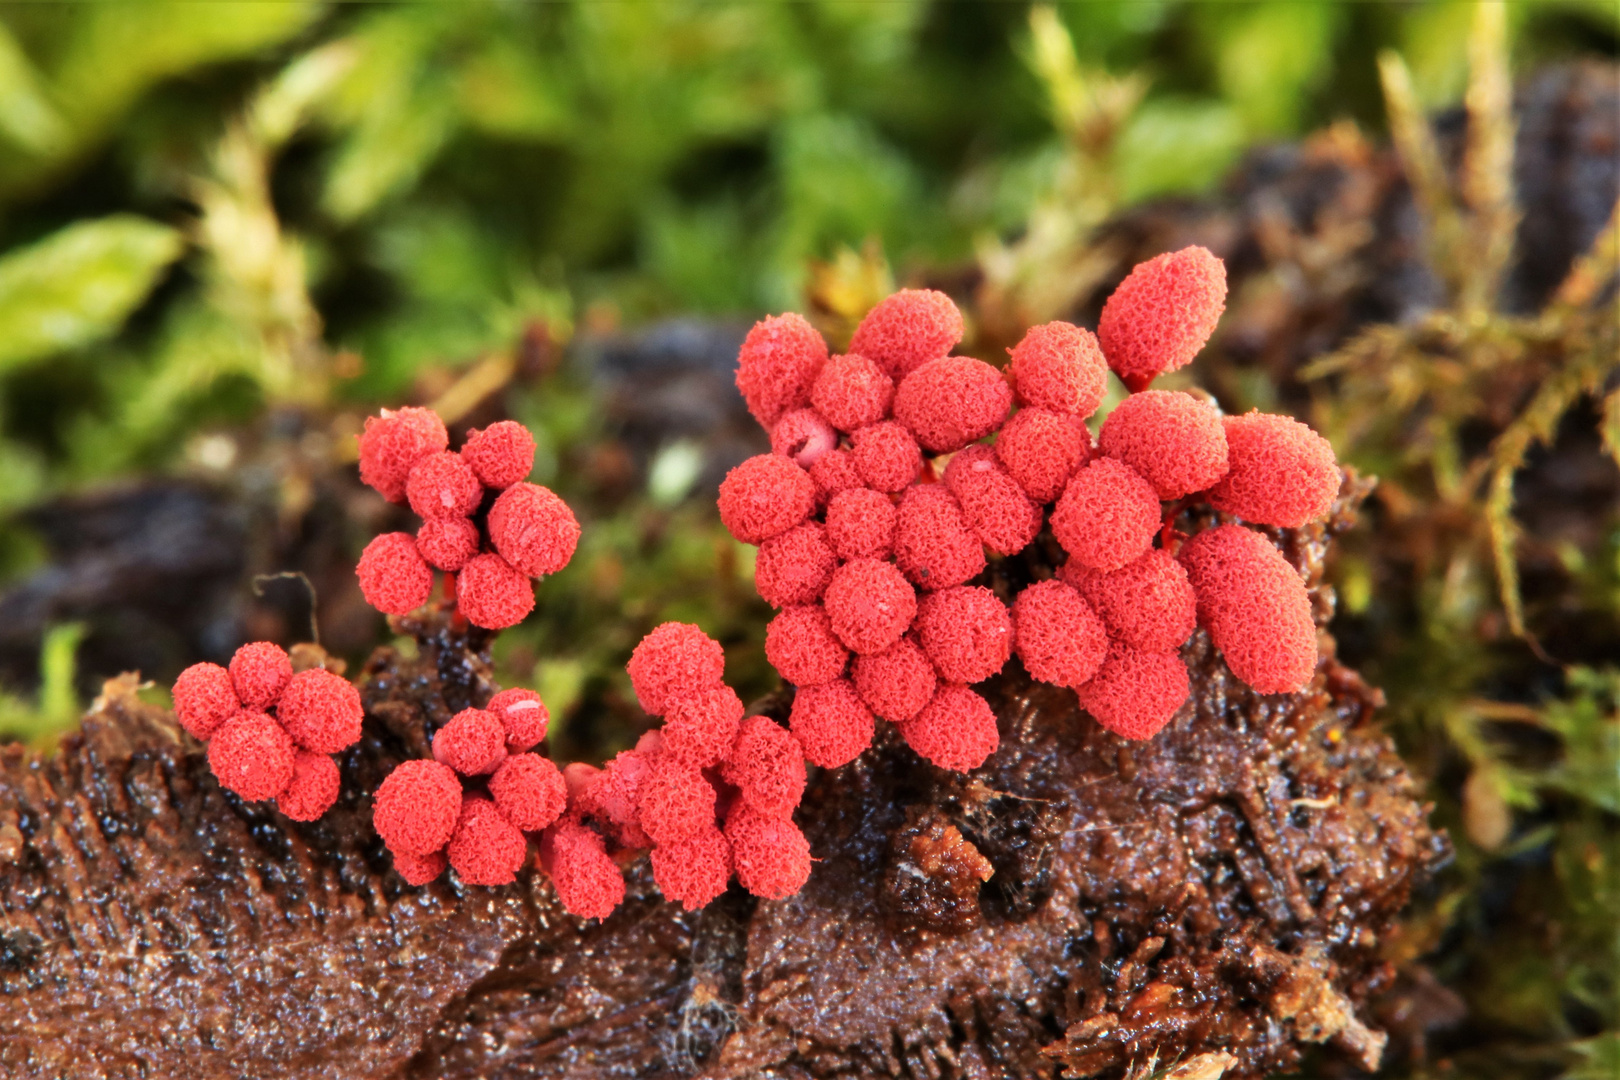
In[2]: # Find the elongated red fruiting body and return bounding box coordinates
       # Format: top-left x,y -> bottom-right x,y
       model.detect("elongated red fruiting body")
448,797 -> 529,886
1062,548 -> 1197,654
754,522 -> 836,608
789,678 -> 875,769
942,444 -> 1042,556
894,484 -> 985,591
486,687 -> 549,752
358,532 -> 435,615
1178,524 -> 1318,694
765,604 -> 850,688
812,353 -> 894,432
208,711 -> 296,802
277,750 -> 340,821
488,482 -> 580,578
899,685 -> 999,772
849,289 -> 963,380
661,685 -> 746,768
824,487 -> 897,562
434,708 -> 508,776
1098,390 -> 1228,499
456,553 -> 535,629
1208,411 -> 1340,527
416,516 -> 481,572
373,758 -> 463,856
1008,321 -> 1108,417
650,825 -> 732,911
1011,579 -> 1108,689
276,667 -> 364,754
407,451 -> 482,520
893,355 -> 1013,453
1098,246 -> 1227,391
1075,643 -> 1189,740
822,558 -> 918,656
489,752 -> 567,832
995,407 -> 1091,504
172,662 -> 239,741
718,454 -> 816,544
852,636 -> 937,723
546,819 -> 625,919
462,420 -> 536,490
916,585 -> 1012,684
229,641 -> 292,711
725,803 -> 812,900
771,408 -> 838,468
850,421 -> 923,494
1051,458 -> 1161,572
587,749 -> 655,848
736,313 -> 829,429
359,406 -> 449,504
627,622 -> 726,716
723,715 -> 807,818
637,757 -> 718,846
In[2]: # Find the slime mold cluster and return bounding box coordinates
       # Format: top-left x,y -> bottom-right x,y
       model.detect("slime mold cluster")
173,642 -> 362,820
724,246 -> 1339,759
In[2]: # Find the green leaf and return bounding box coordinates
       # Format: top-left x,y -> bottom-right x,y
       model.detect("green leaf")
0,215 -> 184,373
0,22 -> 67,155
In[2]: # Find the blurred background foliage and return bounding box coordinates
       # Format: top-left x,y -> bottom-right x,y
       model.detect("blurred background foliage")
0,3 -> 1616,1079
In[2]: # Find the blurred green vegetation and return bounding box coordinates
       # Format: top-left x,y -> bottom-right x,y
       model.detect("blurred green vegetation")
0,4 -> 1615,1078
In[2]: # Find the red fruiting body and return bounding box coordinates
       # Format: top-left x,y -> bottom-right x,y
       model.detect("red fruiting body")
765,605 -> 849,688
229,641 -> 292,711
822,557 -> 918,655
1063,548 -> 1196,654
416,516 -> 481,572
1098,390 -> 1229,500
207,711 -> 296,802
406,450 -> 482,520
448,797 -> 529,886
995,407 -> 1091,504
850,421 -> 923,494
486,687 -> 550,752
848,289 -> 964,381
1008,321 -> 1108,417
172,662 -> 239,740
627,622 -> 726,715
547,820 -> 626,920
900,685 -> 999,772
637,758 -> 718,846
650,826 -> 732,912
373,759 -> 463,856
394,849 -> 448,886
725,803 -> 812,900
1098,246 -> 1227,391
1051,458 -> 1162,572
736,312 -> 829,428
433,708 -> 509,776
894,484 -> 985,591
824,487 -> 897,561
276,667 -> 363,754
277,751 -> 340,822
456,553 -> 535,629
808,448 -> 863,504
916,586 -> 1012,684
358,406 -> 449,503
754,522 -> 836,607
1011,579 -> 1108,689
811,353 -> 894,432
357,532 -> 435,615
488,482 -> 581,578
589,749 -> 655,848
1178,525 -> 1317,694
718,454 -> 816,544
892,355 -> 1013,453
488,753 -> 568,832
852,636 -> 937,723
1075,643 -> 1189,740
1208,411 -> 1340,527
770,408 -> 838,468
724,715 -> 807,818
462,420 -> 536,490
942,444 -> 1042,556
661,685 -> 746,768
789,679 -> 875,769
